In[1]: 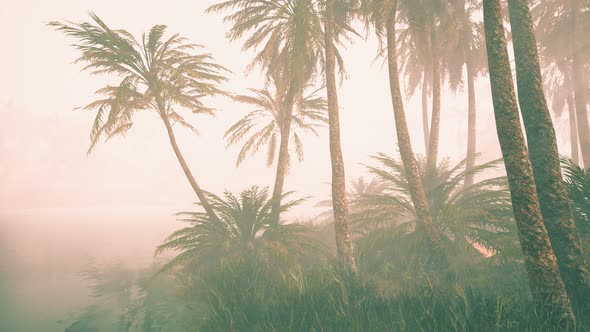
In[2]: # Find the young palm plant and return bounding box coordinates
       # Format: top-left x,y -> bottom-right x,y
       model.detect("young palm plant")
353,155 -> 519,281
225,77 -> 328,168
156,186 -> 322,275
50,14 -> 228,221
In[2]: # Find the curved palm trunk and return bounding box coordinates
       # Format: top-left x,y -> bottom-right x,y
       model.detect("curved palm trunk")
427,21 -> 441,171
161,115 -> 219,222
324,0 -> 356,271
422,70 -> 430,154
483,0 -> 574,324
386,4 -> 442,253
570,0 -> 590,167
508,0 -> 590,315
270,85 -> 297,224
567,92 -> 580,166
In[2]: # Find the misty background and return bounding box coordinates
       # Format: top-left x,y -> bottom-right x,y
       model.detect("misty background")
0,1 -> 576,331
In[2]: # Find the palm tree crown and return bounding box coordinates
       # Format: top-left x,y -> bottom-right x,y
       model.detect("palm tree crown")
225,79 -> 328,167
50,13 -> 229,153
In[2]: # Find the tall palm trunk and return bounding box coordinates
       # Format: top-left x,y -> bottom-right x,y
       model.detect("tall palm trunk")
508,0 -> 590,314
386,3 -> 442,252
483,0 -> 575,324
461,0 -> 477,188
567,92 -> 581,165
422,70 -> 430,154
427,20 -> 441,171
464,58 -> 477,187
161,114 -> 219,222
570,0 -> 590,166
270,84 -> 297,224
324,0 -> 356,271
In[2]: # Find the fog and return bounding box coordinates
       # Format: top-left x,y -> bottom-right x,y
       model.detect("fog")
0,1 -> 581,331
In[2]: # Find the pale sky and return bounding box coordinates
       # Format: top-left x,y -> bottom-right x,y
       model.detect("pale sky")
0,0 -> 575,219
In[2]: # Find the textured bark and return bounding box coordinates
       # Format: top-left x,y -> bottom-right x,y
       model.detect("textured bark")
386,3 -> 442,252
324,0 -> 356,271
270,84 -> 297,224
567,92 -> 580,166
508,0 -> 590,314
422,70 -> 430,155
161,114 -> 219,222
483,0 -> 575,324
570,0 -> 590,167
427,20 -> 441,171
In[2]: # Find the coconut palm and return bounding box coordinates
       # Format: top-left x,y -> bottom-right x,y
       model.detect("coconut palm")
358,0 -> 442,252
354,155 -> 519,279
207,0 -> 324,223
156,186 -> 321,275
225,78 -> 328,168
483,0 -> 574,323
508,0 -> 590,314
49,13 -> 228,221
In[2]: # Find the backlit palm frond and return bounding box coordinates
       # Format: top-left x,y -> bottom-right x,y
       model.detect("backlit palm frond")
156,186 -> 321,275
50,13 -> 229,153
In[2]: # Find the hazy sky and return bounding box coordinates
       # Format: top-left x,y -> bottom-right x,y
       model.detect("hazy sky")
0,0 -> 575,219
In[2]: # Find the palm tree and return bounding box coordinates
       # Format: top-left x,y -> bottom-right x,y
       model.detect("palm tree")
207,0 -> 324,223
483,0 -> 574,323
156,186 -> 320,274
533,0 -> 590,167
508,0 -> 590,314
446,0 -> 487,187
399,0 -> 458,170
359,0 -> 443,251
322,0 -> 358,270
49,14 -> 228,222
354,155 -> 518,279
225,78 -> 328,168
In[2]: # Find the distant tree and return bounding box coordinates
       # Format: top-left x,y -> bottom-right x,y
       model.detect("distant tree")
50,14 -> 228,221
225,77 -> 327,168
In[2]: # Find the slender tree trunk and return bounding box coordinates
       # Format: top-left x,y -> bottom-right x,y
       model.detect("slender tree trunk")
324,0 -> 356,271
427,19 -> 441,171
422,70 -> 430,155
465,50 -> 477,188
461,0 -> 477,188
567,92 -> 581,166
270,84 -> 297,224
161,114 -> 219,222
508,0 -> 590,315
570,0 -> 590,166
386,5 -> 442,253
483,0 -> 575,324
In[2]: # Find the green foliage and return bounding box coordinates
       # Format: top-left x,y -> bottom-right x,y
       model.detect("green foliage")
156,186 -> 325,275
49,13 -> 229,153
351,155 -> 521,282
562,158 -> 590,250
